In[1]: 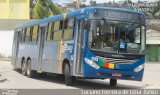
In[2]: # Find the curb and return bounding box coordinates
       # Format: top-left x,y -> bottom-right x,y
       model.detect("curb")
0,75 -> 7,82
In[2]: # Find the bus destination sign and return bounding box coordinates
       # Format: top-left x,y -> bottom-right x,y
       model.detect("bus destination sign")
89,9 -> 145,24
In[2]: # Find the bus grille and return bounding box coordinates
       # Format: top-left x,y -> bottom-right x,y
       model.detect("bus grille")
98,57 -> 137,64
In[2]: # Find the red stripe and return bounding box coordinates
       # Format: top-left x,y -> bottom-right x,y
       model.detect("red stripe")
104,62 -> 109,68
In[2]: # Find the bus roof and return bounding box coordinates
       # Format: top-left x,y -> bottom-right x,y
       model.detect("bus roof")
88,6 -> 144,15
16,6 -> 144,29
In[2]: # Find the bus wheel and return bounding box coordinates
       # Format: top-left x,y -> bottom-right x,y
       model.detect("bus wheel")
110,79 -> 117,86
21,59 -> 27,76
64,63 -> 73,86
26,60 -> 36,78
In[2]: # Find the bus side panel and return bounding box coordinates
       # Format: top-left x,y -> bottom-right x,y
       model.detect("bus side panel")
41,42 -> 59,73
18,43 -> 38,70
41,40 -> 74,74
61,41 -> 74,75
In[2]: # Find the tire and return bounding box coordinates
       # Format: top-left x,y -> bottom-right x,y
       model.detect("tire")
21,59 -> 27,76
26,60 -> 36,78
110,79 -> 117,86
64,63 -> 73,86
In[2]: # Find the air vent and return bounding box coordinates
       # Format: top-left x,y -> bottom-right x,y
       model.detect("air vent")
98,56 -> 137,64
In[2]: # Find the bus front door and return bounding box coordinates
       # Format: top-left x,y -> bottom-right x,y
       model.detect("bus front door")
37,25 -> 47,72
74,20 -> 84,76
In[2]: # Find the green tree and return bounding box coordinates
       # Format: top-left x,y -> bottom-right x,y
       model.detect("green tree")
144,0 -> 160,19
32,0 -> 63,19
30,0 -> 36,19
144,12 -> 155,19
154,1 -> 160,18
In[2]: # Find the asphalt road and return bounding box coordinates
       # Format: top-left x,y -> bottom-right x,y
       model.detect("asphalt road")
0,61 -> 160,89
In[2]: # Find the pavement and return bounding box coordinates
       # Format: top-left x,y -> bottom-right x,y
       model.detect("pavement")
0,74 -> 6,83
0,58 -> 11,61
0,60 -> 160,89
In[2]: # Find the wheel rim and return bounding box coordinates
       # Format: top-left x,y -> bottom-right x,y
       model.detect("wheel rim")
22,60 -> 26,75
27,61 -> 31,76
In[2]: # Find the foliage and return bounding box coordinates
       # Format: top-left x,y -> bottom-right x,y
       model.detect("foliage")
143,0 -> 160,19
47,0 -> 63,15
31,0 -> 63,19
154,1 -> 160,19
144,12 -> 155,19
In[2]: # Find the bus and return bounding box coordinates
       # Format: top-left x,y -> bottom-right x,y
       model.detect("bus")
12,7 -> 146,86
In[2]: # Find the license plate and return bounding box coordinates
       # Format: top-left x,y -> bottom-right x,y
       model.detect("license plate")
112,73 -> 122,77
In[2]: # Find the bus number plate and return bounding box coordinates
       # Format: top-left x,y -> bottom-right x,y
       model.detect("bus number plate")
112,73 -> 122,77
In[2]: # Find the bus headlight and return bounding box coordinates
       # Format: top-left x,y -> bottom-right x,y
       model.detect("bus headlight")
85,58 -> 100,69
134,64 -> 144,72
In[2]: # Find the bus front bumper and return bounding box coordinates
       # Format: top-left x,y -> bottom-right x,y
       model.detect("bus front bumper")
99,68 -> 144,81
83,67 -> 144,81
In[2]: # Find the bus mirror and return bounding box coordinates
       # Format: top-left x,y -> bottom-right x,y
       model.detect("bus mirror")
94,9 -> 99,16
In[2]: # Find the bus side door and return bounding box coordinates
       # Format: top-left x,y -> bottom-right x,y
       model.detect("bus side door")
37,24 -> 47,72
73,19 -> 84,75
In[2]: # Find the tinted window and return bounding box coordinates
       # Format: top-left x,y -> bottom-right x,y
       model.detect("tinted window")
46,22 -> 54,41
25,27 -> 31,42
53,30 -> 63,41
32,25 -> 39,42
63,18 -> 75,40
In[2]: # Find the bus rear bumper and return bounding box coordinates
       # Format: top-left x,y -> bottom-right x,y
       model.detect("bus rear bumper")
84,68 -> 144,81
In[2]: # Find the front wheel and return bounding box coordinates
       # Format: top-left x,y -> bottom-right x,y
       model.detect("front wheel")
110,79 -> 117,86
64,64 -> 73,86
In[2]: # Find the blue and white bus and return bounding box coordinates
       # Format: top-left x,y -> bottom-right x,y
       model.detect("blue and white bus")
12,7 -> 146,86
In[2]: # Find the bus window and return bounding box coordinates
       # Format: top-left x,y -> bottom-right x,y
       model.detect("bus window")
50,32 -> 54,40
30,27 -> 33,42
59,20 -> 63,30
64,19 -> 68,29
46,22 -> 52,41
25,27 -> 30,42
20,31 -> 23,42
53,30 -> 63,41
63,18 -> 75,40
23,28 -> 27,42
32,25 -> 39,42
53,21 -> 63,41
46,32 -> 51,41
54,21 -> 60,31
48,22 -> 52,32
50,22 -> 54,40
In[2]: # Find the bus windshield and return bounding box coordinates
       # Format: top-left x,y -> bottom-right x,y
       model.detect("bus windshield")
88,19 -> 145,54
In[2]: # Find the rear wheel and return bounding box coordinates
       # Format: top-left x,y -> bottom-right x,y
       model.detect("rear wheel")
64,63 -> 73,86
110,79 -> 117,86
21,59 -> 27,76
26,60 -> 36,78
